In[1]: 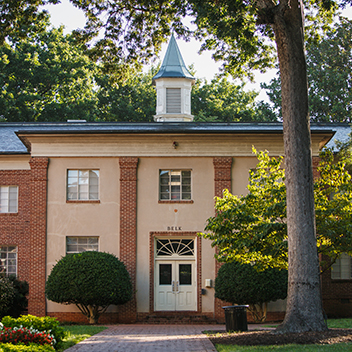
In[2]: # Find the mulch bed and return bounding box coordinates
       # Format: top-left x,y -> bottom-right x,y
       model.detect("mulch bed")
208,329 -> 352,346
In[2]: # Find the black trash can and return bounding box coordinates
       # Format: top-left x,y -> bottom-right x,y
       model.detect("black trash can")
222,305 -> 248,332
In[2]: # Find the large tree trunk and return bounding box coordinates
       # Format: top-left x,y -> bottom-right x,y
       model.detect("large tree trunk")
273,0 -> 327,333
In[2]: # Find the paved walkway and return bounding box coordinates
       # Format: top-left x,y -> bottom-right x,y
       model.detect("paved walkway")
65,324 -> 224,352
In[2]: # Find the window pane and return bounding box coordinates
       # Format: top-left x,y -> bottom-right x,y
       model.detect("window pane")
179,264 -> 192,285
160,186 -> 169,193
182,177 -> 191,185
159,264 -> 172,285
68,170 -> 78,178
182,185 -> 191,193
160,176 -> 169,185
67,245 -> 78,252
171,185 -> 180,193
78,184 -> 89,200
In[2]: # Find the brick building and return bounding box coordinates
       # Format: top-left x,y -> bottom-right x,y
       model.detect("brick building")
0,36 -> 351,323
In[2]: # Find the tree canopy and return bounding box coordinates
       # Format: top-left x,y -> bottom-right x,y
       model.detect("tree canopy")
0,24 -> 98,122
262,16 -> 352,122
0,23 -> 277,123
192,77 -> 277,122
199,148 -> 352,271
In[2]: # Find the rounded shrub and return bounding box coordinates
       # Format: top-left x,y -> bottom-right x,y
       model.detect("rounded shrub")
45,251 -> 132,324
215,261 -> 288,322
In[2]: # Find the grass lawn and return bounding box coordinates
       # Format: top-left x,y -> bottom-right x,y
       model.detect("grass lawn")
214,319 -> 352,352
216,344 -> 352,351
57,325 -> 107,351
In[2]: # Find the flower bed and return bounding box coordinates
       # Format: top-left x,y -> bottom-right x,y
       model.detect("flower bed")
1,315 -> 65,349
0,326 -> 55,348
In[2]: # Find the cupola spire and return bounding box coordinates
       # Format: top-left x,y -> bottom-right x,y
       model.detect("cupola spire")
153,34 -> 195,122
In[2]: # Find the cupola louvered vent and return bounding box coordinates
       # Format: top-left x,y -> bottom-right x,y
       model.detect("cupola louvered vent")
166,88 -> 181,113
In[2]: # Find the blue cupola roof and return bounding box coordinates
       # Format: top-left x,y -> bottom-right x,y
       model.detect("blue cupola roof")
152,34 -> 195,83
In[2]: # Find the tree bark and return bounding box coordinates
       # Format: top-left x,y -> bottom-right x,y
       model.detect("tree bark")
272,0 -> 327,332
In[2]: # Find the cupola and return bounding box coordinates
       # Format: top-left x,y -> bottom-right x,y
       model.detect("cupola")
152,34 -> 196,122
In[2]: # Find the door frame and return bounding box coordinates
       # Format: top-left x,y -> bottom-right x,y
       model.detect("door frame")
149,232 -> 202,314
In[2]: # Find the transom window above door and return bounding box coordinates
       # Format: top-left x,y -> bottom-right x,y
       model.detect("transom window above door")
159,170 -> 191,200
156,238 -> 194,257
67,170 -> 99,200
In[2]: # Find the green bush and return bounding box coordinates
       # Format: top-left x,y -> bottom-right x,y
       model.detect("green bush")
1,315 -> 65,348
45,251 -> 132,324
0,343 -> 53,351
0,277 -> 15,318
4,276 -> 28,318
215,261 -> 288,322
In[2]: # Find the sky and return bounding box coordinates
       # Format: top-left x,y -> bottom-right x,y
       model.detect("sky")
44,1 -> 352,102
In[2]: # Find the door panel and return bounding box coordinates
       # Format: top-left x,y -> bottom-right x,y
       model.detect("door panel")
155,262 -> 175,311
155,260 -> 196,311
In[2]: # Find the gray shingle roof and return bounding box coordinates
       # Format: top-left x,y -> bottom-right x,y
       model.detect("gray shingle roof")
152,34 -> 195,82
0,121 -> 349,154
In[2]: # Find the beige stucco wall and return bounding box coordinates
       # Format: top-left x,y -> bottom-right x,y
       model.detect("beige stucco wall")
39,132 -> 321,314
46,157 -> 120,313
0,155 -> 30,170
136,157 -> 216,313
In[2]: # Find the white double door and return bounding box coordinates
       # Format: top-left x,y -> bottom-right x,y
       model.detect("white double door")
155,260 -> 196,311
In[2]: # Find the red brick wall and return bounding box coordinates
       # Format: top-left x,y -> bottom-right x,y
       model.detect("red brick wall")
0,169 -> 32,284
321,255 -> 352,317
312,156 -> 320,180
213,157 -> 233,322
119,157 -> 138,323
47,312 -> 119,324
28,157 -> 49,316
0,157 -> 48,317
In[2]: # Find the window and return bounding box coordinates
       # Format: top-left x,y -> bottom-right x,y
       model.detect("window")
0,186 -> 18,213
67,170 -> 99,200
166,88 -> 181,113
156,238 -> 194,257
66,237 -> 99,254
0,246 -> 17,276
159,170 -> 191,200
331,253 -> 352,279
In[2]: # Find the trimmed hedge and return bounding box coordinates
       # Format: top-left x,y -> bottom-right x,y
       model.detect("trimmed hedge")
0,343 -> 53,351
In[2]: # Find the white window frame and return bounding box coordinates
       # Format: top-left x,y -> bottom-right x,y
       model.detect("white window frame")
67,170 -> 99,201
159,170 -> 191,201
0,246 -> 17,276
331,253 -> 352,280
0,186 -> 18,213
66,236 -> 99,254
